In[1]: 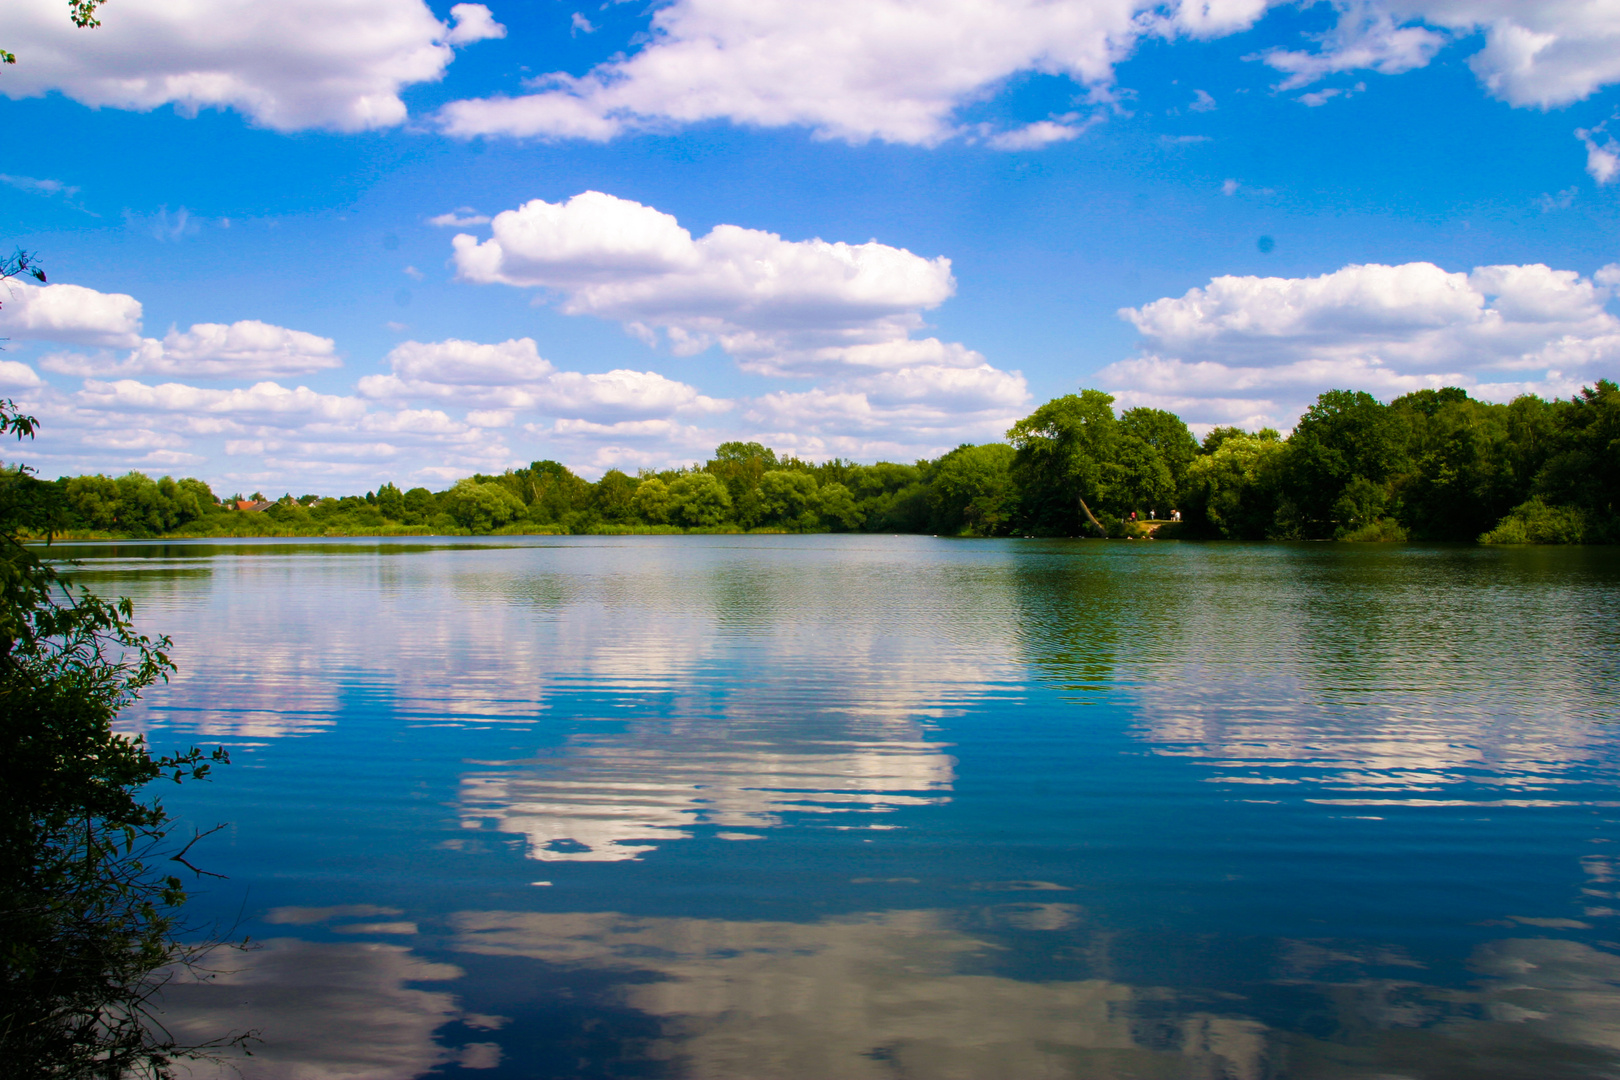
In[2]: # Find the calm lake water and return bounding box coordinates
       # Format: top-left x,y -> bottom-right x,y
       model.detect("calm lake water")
58,535 -> 1620,1079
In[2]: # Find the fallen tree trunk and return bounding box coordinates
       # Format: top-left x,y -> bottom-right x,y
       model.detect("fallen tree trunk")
1078,496 -> 1107,537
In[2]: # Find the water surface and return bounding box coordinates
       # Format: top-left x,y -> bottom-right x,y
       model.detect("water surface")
63,535 -> 1620,1079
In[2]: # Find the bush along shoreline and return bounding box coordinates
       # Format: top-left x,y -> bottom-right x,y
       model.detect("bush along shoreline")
11,380 -> 1618,545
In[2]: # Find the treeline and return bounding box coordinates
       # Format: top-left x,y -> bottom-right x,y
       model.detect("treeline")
19,380 -> 1619,544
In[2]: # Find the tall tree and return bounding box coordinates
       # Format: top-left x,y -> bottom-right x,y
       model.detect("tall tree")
1007,390 -> 1121,535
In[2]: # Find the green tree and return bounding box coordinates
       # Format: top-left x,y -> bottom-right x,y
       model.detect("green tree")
1533,379 -> 1620,540
1282,389 -> 1408,538
444,479 -> 525,532
632,477 -> 674,525
928,443 -> 1015,535
62,475 -> 121,531
668,472 -> 733,528
1389,390 -> 1521,540
374,482 -> 405,520
705,442 -> 776,524
508,461 -> 589,524
401,486 -> 437,525
591,470 -> 640,523
816,482 -> 864,532
1007,390 -> 1121,535
1119,407 -> 1198,510
1181,431 -> 1286,539
756,470 -> 819,530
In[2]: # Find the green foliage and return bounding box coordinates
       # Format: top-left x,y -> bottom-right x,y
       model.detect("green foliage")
1282,389 -> 1410,538
375,482 -> 404,520
1388,390 -> 1522,540
704,441 -> 777,524
25,380 -> 1616,546
1118,407 -> 1197,514
668,471 -> 734,528
1338,517 -> 1409,542
592,470 -> 639,522
1182,432 -> 1287,539
756,470 -> 818,530
1006,390 -> 1121,534
1533,379 -> 1620,539
0,399 -> 244,1077
816,482 -> 864,531
60,473 -> 214,535
1480,498 -> 1589,545
632,477 -> 674,524
445,478 -> 526,532
928,443 -> 1014,535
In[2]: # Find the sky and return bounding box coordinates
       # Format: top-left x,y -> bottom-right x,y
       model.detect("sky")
3,0 -> 1620,494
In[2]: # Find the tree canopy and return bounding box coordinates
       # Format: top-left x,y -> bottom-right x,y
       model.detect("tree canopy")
15,381 -> 1617,546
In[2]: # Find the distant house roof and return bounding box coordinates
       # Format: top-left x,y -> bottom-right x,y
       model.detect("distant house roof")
236,500 -> 273,512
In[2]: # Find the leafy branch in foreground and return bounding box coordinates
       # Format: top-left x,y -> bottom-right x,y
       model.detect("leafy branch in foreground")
4,0 -> 109,65
0,397 -> 251,1078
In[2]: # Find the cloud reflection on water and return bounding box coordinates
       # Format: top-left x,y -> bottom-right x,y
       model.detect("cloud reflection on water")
1014,545 -> 1620,804
155,909 -> 1620,1080
460,727 -> 953,861
162,938 -> 487,1080
450,907 -> 1270,1080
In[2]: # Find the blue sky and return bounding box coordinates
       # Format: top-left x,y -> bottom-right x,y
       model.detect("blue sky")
3,0 -> 1619,493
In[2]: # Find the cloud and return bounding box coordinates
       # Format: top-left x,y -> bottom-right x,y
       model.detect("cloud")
1298,81 -> 1365,106
745,362 -> 1029,459
1102,260 -> 1620,429
0,361 -> 46,389
1578,128 -> 1620,184
0,173 -> 76,197
986,117 -> 1095,151
438,191 -> 1031,462
79,378 -> 370,423
0,279 -> 142,348
1189,88 -> 1217,111
428,207 -> 491,227
1256,2 -> 1620,109
358,336 -> 731,422
443,3 -> 505,46
436,0 -> 1271,146
0,173 -> 86,210
24,368 -> 511,488
43,320 -> 341,379
434,0 -> 1620,146
0,0 -> 503,132
452,191 -> 969,377
124,205 -> 200,242
1257,7 -> 1445,90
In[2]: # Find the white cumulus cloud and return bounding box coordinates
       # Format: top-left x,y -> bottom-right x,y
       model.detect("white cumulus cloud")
436,0 -> 1271,146
78,378 -> 370,422
451,191 -> 970,377
1,0 -> 504,131
358,336 -> 731,423
1578,127 -> 1620,184
0,279 -> 143,348
746,362 -> 1029,458
1259,2 -> 1620,108
1102,260 -> 1620,430
43,320 -> 341,379
435,0 -> 1620,146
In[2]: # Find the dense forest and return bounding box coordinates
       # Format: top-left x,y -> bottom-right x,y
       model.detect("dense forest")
13,380 -> 1619,544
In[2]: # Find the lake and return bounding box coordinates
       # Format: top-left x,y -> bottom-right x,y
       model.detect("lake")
61,535 -> 1620,1079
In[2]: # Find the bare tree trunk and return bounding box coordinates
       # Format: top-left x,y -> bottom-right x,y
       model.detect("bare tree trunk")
1077,496 -> 1107,537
